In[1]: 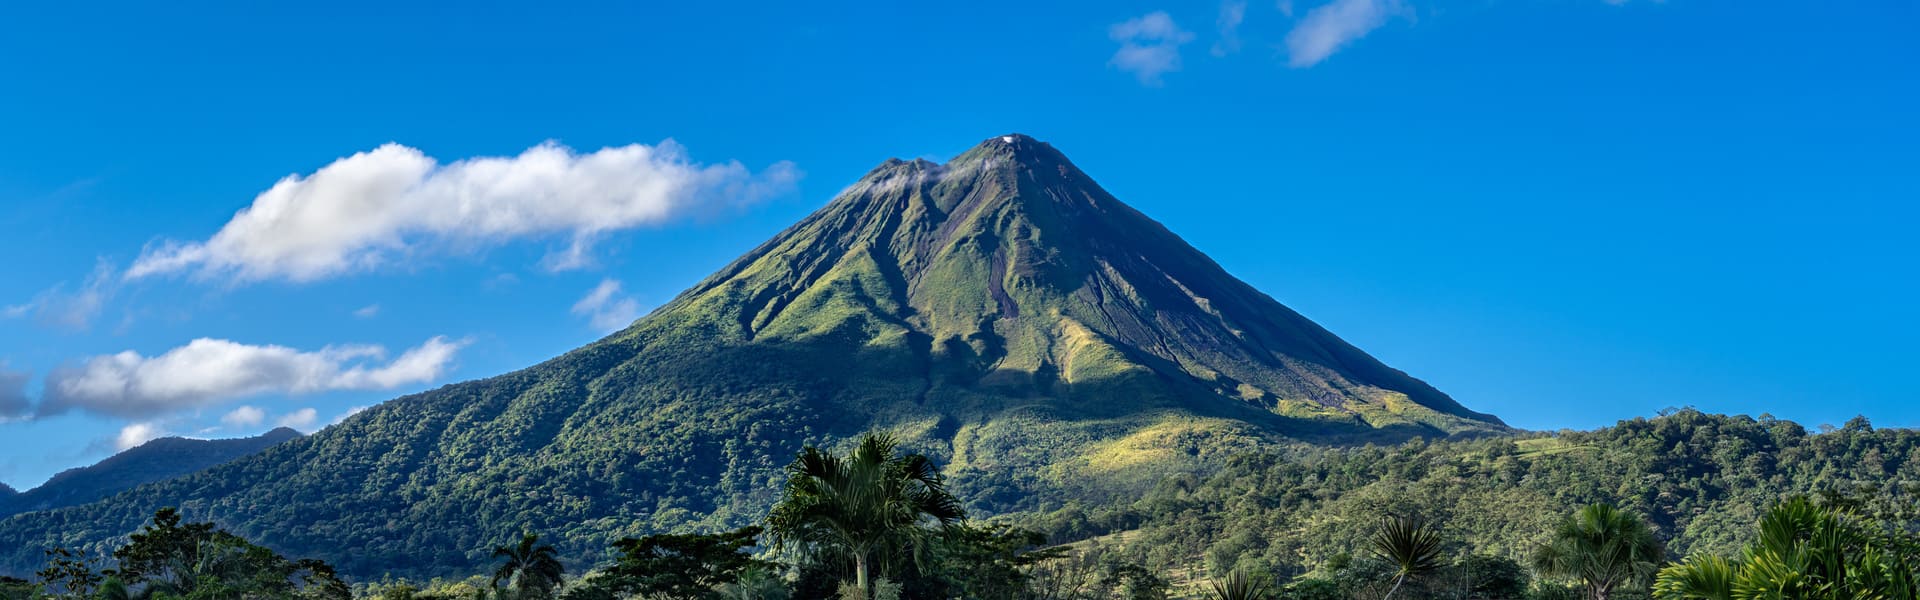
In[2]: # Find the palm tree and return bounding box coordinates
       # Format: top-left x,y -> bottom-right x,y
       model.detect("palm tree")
1207,567 -> 1272,600
1367,516 -> 1444,600
766,432 -> 965,599
1533,504 -> 1664,600
491,533 -> 565,600
1652,497 -> 1920,600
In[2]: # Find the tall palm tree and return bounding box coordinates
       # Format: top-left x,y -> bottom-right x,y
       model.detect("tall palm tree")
1367,516 -> 1444,600
491,533 -> 565,600
767,432 -> 965,599
1534,504 -> 1664,600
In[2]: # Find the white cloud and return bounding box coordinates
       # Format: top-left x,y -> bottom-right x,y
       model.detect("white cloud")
116,422 -> 167,451
38,335 -> 467,419
1109,11 -> 1195,86
276,408 -> 319,431
127,141 -> 800,283
221,405 -> 265,428
1213,0 -> 1249,57
5,259 -> 117,331
1285,0 -> 1408,67
352,304 -> 381,318
572,279 -> 643,334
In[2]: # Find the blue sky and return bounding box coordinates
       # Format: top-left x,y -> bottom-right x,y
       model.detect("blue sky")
1,1 -> 1915,488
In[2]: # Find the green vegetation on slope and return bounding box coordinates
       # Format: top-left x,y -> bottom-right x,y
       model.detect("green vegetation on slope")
7,412 -> 1920,600
1017,410 -> 1914,583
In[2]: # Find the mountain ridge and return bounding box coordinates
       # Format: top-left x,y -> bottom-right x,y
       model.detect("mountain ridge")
0,427 -> 302,518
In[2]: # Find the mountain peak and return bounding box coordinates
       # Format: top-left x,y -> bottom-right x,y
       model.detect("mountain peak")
671,133 -> 1502,434
954,132 -> 1068,169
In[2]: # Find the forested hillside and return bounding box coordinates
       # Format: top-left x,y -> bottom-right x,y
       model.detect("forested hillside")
1028,410 -> 1917,582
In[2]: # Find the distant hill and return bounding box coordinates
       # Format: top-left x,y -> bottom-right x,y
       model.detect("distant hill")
0,427 -> 301,518
0,134 -> 1503,578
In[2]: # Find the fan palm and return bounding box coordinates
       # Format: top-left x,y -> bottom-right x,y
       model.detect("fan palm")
1207,567 -> 1273,600
1367,515 -> 1444,600
1534,504 -> 1664,600
491,533 -> 565,600
766,432 -> 965,599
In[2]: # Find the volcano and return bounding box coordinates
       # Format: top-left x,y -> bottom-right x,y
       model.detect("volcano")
0,134 -> 1503,578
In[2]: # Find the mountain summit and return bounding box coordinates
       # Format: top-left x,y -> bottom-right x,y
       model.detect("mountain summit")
0,134 -> 1503,578
662,133 -> 1498,432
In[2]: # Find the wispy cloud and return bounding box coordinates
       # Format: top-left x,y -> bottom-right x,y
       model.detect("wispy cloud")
572,279 -> 643,334
36,336 -> 466,419
1212,0 -> 1249,57
4,259 -> 118,331
1109,11 -> 1196,86
127,141 -> 800,283
1285,0 -> 1408,67
352,304 -> 381,319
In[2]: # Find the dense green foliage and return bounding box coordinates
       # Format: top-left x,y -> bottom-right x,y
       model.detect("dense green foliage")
11,414 -> 1920,600
0,428 -> 300,518
1653,497 -> 1920,599
13,508 -> 348,600
593,526 -> 769,600
1013,411 -> 1920,585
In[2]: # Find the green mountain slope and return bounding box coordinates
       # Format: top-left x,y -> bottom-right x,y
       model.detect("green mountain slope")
0,427 -> 301,518
1041,412 -> 1913,583
0,134 -> 1502,579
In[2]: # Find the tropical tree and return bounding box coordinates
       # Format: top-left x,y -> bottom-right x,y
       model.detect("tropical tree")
766,432 -> 965,600
597,526 -> 771,600
491,534 -> 566,600
1652,496 -> 1920,600
105,509 -> 348,600
1533,503 -> 1664,600
933,524 -> 1067,600
1207,567 -> 1273,600
34,548 -> 101,598
1366,516 -> 1443,600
